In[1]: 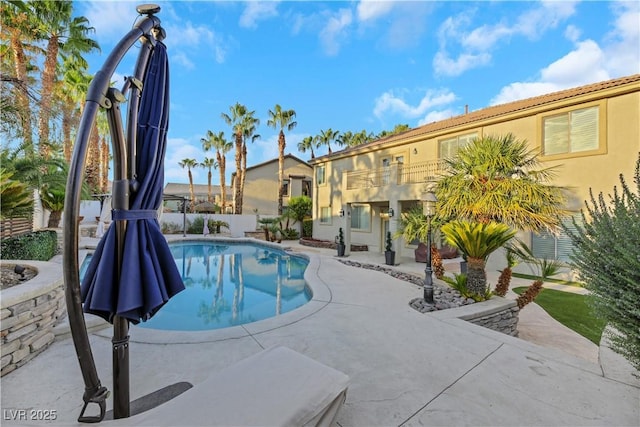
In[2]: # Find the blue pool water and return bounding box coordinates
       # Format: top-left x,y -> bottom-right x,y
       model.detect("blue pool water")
80,242 -> 311,331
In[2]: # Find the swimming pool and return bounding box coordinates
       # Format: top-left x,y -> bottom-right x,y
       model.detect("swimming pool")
81,241 -> 311,331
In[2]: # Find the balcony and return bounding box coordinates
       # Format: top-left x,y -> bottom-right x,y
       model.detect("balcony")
345,159 -> 446,190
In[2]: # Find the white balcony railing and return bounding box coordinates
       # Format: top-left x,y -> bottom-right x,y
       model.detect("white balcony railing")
345,159 -> 446,190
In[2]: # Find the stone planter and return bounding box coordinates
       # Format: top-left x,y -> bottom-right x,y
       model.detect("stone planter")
1,260 -> 66,377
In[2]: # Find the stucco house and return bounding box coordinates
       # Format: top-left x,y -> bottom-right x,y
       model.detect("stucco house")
163,182 -> 233,212
232,154 -> 313,216
309,74 -> 640,261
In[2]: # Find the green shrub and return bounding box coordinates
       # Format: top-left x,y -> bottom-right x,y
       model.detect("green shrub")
281,228 -> 299,240
302,218 -> 313,238
161,222 -> 183,234
1,230 -> 58,260
565,155 -> 640,371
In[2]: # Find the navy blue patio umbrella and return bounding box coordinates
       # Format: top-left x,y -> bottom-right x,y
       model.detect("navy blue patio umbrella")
81,41 -> 184,325
62,5 -> 185,423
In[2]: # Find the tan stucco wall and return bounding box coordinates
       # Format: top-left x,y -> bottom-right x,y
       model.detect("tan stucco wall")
244,157 -> 312,215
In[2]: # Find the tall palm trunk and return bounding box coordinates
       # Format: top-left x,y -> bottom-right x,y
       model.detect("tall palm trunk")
234,132 -> 242,214
188,169 -> 195,212
100,137 -> 109,192
207,170 -> 212,203
466,257 -> 487,296
85,123 -> 101,190
9,30 -> 34,154
62,98 -> 73,162
38,35 -> 60,158
217,152 -> 226,212
277,130 -> 285,215
239,141 -> 247,214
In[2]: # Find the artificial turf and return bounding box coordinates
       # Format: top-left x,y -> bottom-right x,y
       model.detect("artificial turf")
512,286 -> 607,345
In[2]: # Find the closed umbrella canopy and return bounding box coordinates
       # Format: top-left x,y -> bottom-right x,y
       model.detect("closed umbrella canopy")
81,41 -> 184,324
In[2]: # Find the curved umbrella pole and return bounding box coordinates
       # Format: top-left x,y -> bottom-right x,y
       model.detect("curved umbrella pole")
63,7 -> 163,423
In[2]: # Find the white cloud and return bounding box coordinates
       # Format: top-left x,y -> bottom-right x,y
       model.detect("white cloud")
165,139 -> 205,184
417,109 -> 459,126
172,51 -> 195,70
564,25 -> 581,43
462,23 -> 512,51
601,1 -> 640,77
164,21 -> 229,65
434,2 -> 577,77
541,40 -> 607,84
374,89 -> 457,120
356,1 -> 394,22
433,51 -> 491,77
514,1 -> 577,39
239,1 -> 280,29
490,1 -> 639,106
319,8 -> 353,56
82,1 -> 137,42
490,41 -> 607,105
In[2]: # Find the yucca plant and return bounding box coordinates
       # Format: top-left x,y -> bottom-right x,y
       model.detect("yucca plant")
441,220 -> 516,297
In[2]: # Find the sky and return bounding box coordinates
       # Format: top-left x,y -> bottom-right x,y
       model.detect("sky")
73,0 -> 640,185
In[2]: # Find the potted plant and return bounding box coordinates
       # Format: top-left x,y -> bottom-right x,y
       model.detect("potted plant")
384,231 -> 395,265
335,227 -> 346,257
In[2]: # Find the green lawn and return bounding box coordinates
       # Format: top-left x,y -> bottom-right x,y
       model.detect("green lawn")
511,272 -> 583,287
512,287 -> 607,345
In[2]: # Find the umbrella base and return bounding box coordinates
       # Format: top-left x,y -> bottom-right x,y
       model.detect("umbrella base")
104,382 -> 193,420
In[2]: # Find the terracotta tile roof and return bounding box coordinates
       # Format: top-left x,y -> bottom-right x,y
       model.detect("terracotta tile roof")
314,74 -> 640,161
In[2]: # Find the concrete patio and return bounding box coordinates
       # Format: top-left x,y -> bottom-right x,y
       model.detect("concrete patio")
1,238 -> 638,426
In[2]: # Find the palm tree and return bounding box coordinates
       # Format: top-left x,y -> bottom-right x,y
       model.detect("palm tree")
212,132 -> 232,213
441,220 -> 516,297
340,129 -> 374,147
436,133 -> 566,233
318,128 -> 340,154
200,157 -> 218,203
59,56 -> 90,162
221,103 -> 259,214
179,158 -> 197,212
267,104 -> 297,215
297,136 -> 316,159
1,0 -> 36,154
240,115 -> 260,212
31,1 -> 99,158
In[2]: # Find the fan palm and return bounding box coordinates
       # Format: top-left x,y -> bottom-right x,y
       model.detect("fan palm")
267,104 -> 297,215
436,133 -> 566,233
441,220 -> 516,297
200,157 -> 218,203
32,1 -> 99,157
179,158 -> 197,211
2,0 -> 36,153
297,136 -> 316,159
221,103 -> 260,214
318,128 -> 340,154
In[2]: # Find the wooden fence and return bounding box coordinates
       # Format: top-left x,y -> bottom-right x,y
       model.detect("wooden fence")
0,217 -> 33,239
